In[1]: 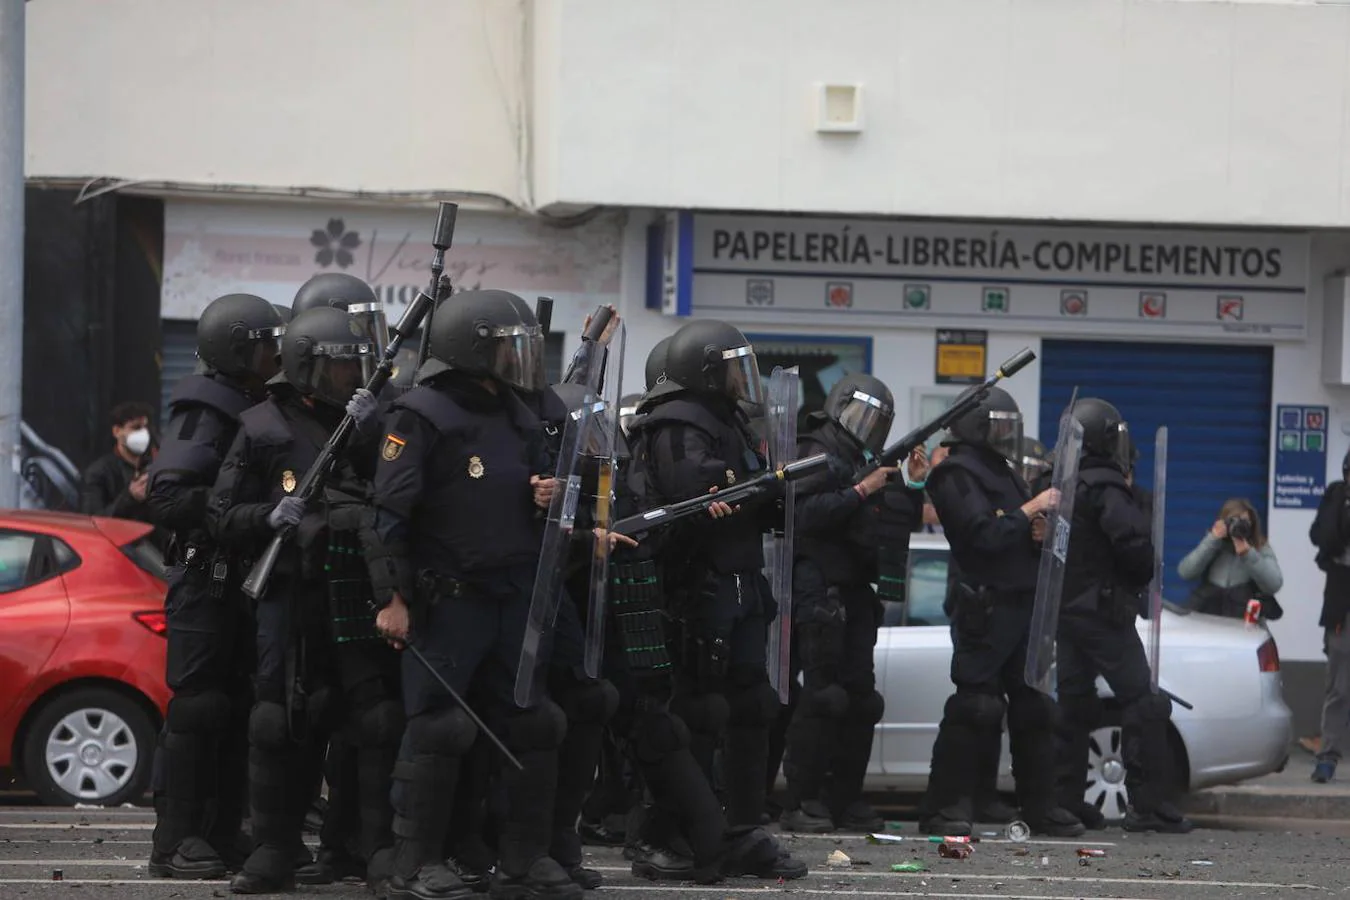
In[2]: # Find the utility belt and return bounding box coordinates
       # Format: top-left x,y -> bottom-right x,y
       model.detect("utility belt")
1095,581 -> 1140,628
177,542 -> 239,601
951,582 -> 1031,634
609,559 -> 671,675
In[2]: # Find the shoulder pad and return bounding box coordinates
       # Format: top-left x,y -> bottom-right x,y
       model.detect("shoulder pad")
238,398 -> 294,447
168,374 -> 253,421
1080,467 -> 1128,488
393,384 -> 472,435
639,397 -> 720,435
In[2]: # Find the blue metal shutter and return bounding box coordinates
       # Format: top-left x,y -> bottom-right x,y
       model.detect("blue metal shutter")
160,320 -> 199,424
1039,339 -> 1273,602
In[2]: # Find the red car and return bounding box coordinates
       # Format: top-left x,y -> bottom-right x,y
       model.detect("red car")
0,511 -> 169,806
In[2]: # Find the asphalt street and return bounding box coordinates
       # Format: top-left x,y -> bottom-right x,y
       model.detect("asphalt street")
1,806 -> 1347,900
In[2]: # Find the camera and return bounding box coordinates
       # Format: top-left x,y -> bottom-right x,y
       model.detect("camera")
1225,516 -> 1253,542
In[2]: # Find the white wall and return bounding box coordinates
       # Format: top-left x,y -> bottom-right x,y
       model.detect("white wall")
1267,234 -> 1350,662
26,0 -> 530,203
536,0 -> 1350,226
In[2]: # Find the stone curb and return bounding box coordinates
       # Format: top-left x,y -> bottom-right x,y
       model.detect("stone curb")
1183,786 -> 1350,819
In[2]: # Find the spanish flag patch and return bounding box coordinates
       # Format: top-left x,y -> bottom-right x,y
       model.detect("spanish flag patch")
382,434 -> 407,462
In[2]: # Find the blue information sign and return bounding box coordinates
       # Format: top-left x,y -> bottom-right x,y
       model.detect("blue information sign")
1273,404 -> 1328,509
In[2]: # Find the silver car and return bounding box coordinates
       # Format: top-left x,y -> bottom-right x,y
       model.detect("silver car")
865,533 -> 1293,819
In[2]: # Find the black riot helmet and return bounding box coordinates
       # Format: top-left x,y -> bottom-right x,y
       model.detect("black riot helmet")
1071,397 -> 1132,473
824,373 -> 894,453
196,293 -> 286,391
1019,435 -> 1052,486
418,289 -> 545,392
272,303 -> 293,324
292,273 -> 388,355
663,319 -> 766,406
280,306 -> 378,409
947,385 -> 1023,462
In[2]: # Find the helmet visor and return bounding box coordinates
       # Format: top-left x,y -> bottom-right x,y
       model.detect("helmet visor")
1106,420 -> 1132,473
720,345 -> 767,406
310,341 -> 378,407
987,410 -> 1024,462
1019,455 -> 1052,486
346,303 -> 390,356
488,324 -> 546,392
836,389 -> 894,452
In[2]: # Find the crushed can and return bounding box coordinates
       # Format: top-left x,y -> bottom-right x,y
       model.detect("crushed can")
938,842 -> 973,859
1245,599 -> 1262,625
1077,848 -> 1106,858
1006,820 -> 1030,842
52,869 -> 63,881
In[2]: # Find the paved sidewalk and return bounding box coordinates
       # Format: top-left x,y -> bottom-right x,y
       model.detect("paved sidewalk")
1185,743 -> 1350,819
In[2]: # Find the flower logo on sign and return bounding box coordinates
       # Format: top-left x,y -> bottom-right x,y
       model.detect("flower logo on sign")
310,218 -> 362,269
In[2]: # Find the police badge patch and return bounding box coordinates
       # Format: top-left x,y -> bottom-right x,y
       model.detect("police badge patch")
382,434 -> 406,461
281,470 -> 297,494
468,455 -> 485,479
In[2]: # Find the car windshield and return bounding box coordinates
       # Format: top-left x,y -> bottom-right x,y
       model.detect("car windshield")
121,535 -> 166,582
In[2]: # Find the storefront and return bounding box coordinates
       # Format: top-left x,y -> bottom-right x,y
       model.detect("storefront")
640,210 -> 1347,697
159,200 -> 625,415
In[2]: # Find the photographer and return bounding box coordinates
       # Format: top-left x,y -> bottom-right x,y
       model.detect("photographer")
80,401 -> 158,523
1177,499 -> 1283,620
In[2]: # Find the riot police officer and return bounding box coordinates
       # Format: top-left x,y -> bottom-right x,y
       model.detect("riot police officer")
361,290 -> 582,900
147,293 -> 286,879
208,306 -> 384,893
628,320 -> 806,879
917,387 -> 1083,838
1053,399 -> 1191,833
961,432 -> 1053,827
781,374 -> 925,834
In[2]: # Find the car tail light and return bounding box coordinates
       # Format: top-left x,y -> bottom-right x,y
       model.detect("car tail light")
1258,637 -> 1280,673
133,610 -> 168,637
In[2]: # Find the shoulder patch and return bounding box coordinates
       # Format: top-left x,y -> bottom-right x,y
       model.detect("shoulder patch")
382,433 -> 407,461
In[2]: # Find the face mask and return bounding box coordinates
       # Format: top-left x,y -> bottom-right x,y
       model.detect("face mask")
125,428 -> 151,456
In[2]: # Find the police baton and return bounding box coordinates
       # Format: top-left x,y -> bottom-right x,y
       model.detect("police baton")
401,642 -> 524,771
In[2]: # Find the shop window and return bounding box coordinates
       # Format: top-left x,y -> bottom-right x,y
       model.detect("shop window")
745,334 -> 872,425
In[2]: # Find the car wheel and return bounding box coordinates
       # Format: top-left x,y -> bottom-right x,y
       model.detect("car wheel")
1084,725 -> 1130,820
21,687 -> 156,807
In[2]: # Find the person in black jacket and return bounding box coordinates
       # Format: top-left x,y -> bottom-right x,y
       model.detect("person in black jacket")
1309,448 -> 1350,783
917,386 -> 1080,838
1052,399 -> 1190,833
627,319 -> 805,880
146,294 -> 286,880
780,373 -> 926,834
208,307 -> 384,894
81,401 -> 157,521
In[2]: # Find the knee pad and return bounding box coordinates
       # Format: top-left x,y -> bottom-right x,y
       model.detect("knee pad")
505,700 -> 568,752
356,698 -> 405,747
1059,693 -> 1104,731
1007,689 -> 1057,734
1122,692 -> 1172,726
669,692 -> 730,736
944,690 -> 1005,729
407,706 -> 477,756
727,680 -> 778,727
798,683 -> 850,719
167,691 -> 231,733
248,701 -> 290,750
558,678 -> 620,726
845,690 -> 885,726
633,711 -> 690,762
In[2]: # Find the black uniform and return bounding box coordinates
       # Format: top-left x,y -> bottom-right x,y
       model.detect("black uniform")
919,441 -> 1075,835
146,373 -> 257,875
1052,403 -> 1187,832
785,417 -> 918,830
210,389 -> 387,891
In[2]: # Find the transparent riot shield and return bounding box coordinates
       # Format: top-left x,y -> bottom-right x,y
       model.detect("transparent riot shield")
764,367 -> 799,704
1148,426 -> 1168,692
515,401 -> 599,708
1024,411 -> 1085,696
583,325 -> 626,678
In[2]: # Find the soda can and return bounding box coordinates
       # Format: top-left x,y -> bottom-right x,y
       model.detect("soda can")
938,842 -> 972,859
1005,820 -> 1030,842
1245,599 -> 1262,625
1077,848 -> 1106,858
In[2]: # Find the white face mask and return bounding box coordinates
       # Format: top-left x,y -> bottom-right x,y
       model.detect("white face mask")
125,428 -> 151,456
